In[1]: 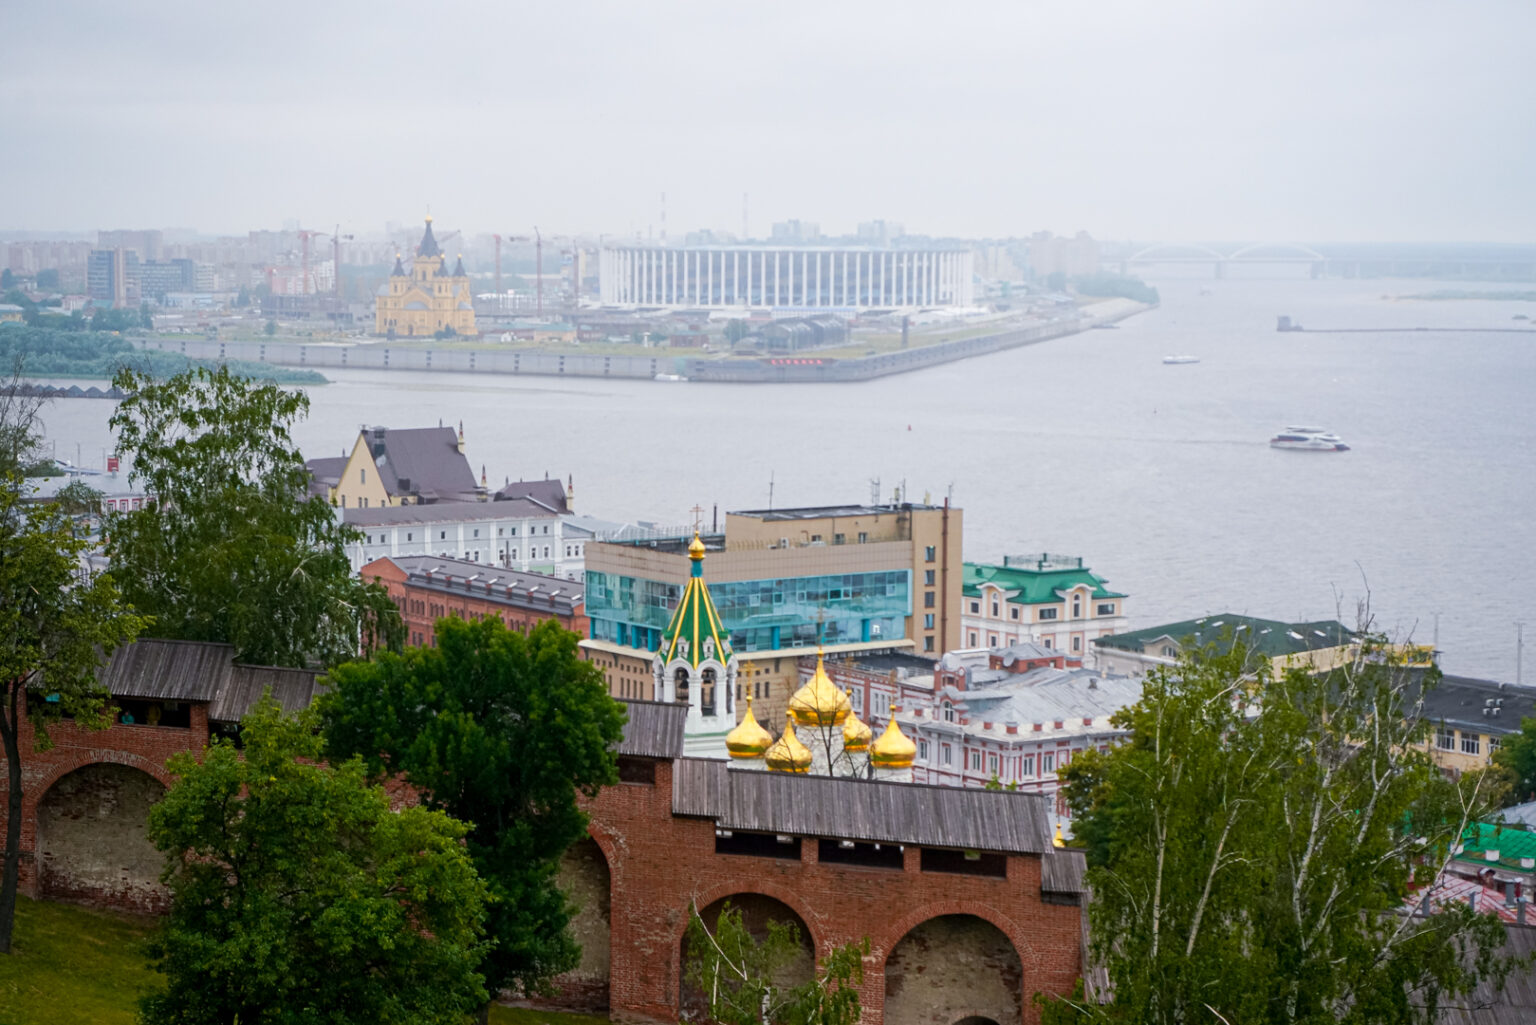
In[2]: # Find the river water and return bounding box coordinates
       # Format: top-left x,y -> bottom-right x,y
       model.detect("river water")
37,274 -> 1536,680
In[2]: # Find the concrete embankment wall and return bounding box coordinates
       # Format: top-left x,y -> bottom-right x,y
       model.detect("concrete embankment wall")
136,300 -> 1149,384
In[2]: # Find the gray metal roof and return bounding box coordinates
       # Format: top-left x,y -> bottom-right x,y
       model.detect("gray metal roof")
343,497 -> 555,527
671,759 -> 1053,854
361,426 -> 479,503
1429,924 -> 1536,1024
1418,674 -> 1536,737
494,478 -> 569,513
101,639 -> 237,701
375,555 -> 584,615
615,699 -> 688,759
1042,848 -> 1087,895
209,664 -> 325,723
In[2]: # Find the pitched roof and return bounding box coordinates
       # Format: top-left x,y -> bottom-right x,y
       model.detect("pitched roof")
616,699 -> 688,758
671,758 -> 1054,854
1092,614 -> 1355,658
369,555 -> 584,616
417,219 -> 441,258
657,539 -> 734,669
343,497 -> 580,527
79,638 -> 322,725
452,255 -> 467,277
494,477 -> 569,512
964,560 -> 1124,604
358,426 -> 478,503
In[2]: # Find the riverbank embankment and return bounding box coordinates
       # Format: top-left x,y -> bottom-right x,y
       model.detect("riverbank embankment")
131,299 -> 1151,384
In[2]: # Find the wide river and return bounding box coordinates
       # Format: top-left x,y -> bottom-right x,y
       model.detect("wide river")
38,274 -> 1536,680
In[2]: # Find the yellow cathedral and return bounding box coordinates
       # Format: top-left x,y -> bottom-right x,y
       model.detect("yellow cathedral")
374,217 -> 477,337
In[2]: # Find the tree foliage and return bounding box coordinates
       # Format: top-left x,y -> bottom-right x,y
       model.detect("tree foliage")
0,472 -> 145,953
684,902 -> 867,1025
140,696 -> 489,1025
319,616 -> 627,999
1047,637 -> 1521,1025
106,364 -> 399,666
1491,718 -> 1536,807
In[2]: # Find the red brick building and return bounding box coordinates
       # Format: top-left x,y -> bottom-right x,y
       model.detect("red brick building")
361,554 -> 588,648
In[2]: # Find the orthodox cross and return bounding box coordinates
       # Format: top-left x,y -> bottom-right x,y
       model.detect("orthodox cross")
690,505 -> 705,532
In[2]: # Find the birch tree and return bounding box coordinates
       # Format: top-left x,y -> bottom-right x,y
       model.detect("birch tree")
1049,635 -> 1520,1025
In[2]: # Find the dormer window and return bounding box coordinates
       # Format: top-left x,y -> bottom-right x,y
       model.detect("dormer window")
943,701 -> 956,723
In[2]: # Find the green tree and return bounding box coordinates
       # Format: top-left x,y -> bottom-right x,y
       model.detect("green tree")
725,319 -> 753,344
0,269 -> 13,289
263,318 -> 277,336
35,269 -> 58,291
106,364 -> 401,666
140,696 -> 489,1025
685,902 -> 867,1025
1047,638 -> 1520,1025
0,473 -> 146,953
319,616 -> 627,1006
1492,719 -> 1536,805
234,285 -> 250,308
139,302 -> 155,329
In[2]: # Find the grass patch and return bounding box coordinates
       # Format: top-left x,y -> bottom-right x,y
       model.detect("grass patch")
0,896 -> 162,1025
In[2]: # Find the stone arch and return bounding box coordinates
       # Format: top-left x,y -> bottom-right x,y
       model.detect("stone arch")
882,914 -> 1025,1025
679,891 -> 817,1021
30,747 -> 176,800
551,835 -> 612,1012
36,761 -> 168,913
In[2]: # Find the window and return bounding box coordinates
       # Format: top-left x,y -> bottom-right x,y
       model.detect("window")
542,525 -> 549,534
360,468 -> 366,484
941,743 -> 952,766
968,631 -> 978,646
858,531 -> 868,543
1161,644 -> 1177,657
918,739 -> 930,761
925,545 -> 936,562
1072,636 -> 1081,652
924,613 -> 935,629
1436,728 -> 1455,750
924,591 -> 935,608
943,701 -> 955,722
1010,607 -> 1020,620
988,753 -> 999,775
1461,733 -> 1481,755
810,534 -> 823,543
970,601 -> 979,614
1039,608 -> 1058,621
988,634 -> 998,647
1042,752 -> 1055,773
1042,637 -> 1053,648
925,570 -> 935,586
1072,597 -> 1082,618
1490,737 -> 1502,753
833,533 -> 845,545
969,750 -> 981,771
924,636 -> 935,652
991,602 -> 999,617
440,531 -> 446,540
407,532 -> 413,541
1097,602 -> 1116,616
1023,754 -> 1035,777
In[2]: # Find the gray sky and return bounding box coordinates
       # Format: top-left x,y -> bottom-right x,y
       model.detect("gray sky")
4,0 -> 1533,242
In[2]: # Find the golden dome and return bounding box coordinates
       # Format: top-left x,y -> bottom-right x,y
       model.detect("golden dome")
842,694 -> 871,753
765,713 -> 812,773
688,531 -> 707,561
726,696 -> 773,759
869,718 -> 916,770
788,651 -> 850,727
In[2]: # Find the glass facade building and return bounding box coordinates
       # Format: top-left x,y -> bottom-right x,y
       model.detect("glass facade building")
587,569 -> 911,655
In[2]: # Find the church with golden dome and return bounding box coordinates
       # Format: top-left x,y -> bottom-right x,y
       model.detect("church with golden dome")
656,532 -> 916,777
374,217 -> 477,338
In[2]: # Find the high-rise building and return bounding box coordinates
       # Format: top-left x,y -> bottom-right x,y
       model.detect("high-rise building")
96,229 -> 162,261
139,258 -> 195,301
86,248 -> 140,307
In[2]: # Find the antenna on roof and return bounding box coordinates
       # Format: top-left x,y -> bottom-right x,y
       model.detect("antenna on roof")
869,477 -> 880,507
768,470 -> 775,511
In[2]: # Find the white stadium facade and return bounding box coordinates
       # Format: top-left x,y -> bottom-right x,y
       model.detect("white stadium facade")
599,245 -> 974,311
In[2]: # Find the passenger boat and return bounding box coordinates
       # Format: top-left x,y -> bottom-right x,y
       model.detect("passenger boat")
1162,355 -> 1200,364
653,373 -> 689,382
1270,426 -> 1350,451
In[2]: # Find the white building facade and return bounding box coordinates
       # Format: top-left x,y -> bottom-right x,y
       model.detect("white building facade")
343,502 -> 592,581
600,245 -> 974,310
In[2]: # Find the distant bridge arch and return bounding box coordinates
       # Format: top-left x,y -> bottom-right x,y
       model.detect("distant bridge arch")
1228,242 -> 1326,261
1126,242 -> 1227,262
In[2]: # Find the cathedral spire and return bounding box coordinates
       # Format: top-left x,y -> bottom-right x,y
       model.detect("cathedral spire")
657,532 -> 733,669
417,216 -> 442,258
453,253 -> 467,277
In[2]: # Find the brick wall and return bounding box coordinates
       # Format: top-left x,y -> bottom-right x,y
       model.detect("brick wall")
0,697 -> 205,912
576,759 -> 1082,1025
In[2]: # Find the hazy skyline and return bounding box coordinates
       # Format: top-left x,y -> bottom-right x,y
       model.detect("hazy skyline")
4,0 -> 1533,243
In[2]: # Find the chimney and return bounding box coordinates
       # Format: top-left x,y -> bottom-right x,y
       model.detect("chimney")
1006,722 -> 1018,735
457,420 -> 465,454
1506,880 -> 1517,907
568,474 -> 575,512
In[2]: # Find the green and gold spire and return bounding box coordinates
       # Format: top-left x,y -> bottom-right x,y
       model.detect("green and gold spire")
657,531 -> 734,667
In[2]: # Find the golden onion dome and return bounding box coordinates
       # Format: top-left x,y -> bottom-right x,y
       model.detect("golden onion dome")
765,713 -> 812,773
726,696 -> 773,759
869,718 -> 916,770
688,531 -> 707,561
788,651 -> 850,727
842,694 -> 872,753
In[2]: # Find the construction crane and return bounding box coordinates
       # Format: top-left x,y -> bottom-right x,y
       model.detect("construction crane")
296,229 -> 324,295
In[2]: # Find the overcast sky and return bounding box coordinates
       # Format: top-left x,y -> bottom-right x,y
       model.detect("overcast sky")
4,0 -> 1532,243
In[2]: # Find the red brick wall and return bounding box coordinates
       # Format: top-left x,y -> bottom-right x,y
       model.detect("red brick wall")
0,697 -> 206,912
361,558 -> 589,648
579,760 -> 1082,1025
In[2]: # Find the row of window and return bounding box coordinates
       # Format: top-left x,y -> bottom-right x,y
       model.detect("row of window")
968,597 -> 1118,621
966,630 -> 1084,652
913,739 -> 1075,779
1436,728 -> 1498,756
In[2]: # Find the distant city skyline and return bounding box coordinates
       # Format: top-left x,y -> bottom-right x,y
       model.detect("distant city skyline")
3,0 -> 1533,243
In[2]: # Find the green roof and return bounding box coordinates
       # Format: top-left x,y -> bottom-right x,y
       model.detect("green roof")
657,542 -> 735,669
1092,613 -> 1355,658
1459,821 -> 1536,872
963,559 -> 1124,605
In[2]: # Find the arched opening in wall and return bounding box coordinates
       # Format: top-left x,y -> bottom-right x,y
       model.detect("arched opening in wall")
680,893 -> 814,1021
675,667 -> 690,705
884,915 -> 1023,1025
36,762 -> 168,913
548,837 -> 611,1012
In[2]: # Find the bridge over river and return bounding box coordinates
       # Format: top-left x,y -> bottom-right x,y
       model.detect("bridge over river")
1115,242 -> 1536,280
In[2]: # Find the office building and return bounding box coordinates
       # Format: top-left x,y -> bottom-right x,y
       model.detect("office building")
86,248 -> 140,307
